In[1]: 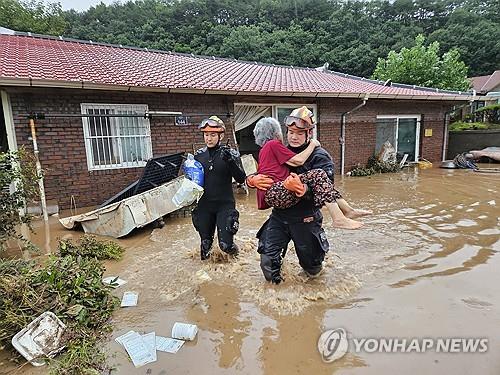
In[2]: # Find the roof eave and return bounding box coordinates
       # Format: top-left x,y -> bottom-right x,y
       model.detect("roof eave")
0,78 -> 475,101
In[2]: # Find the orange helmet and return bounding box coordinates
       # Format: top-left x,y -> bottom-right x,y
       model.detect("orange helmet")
284,106 -> 315,130
199,116 -> 225,133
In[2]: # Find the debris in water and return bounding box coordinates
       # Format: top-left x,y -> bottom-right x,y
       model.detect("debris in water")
11,311 -> 66,367
171,322 -> 198,341
156,336 -> 185,353
120,331 -> 156,367
102,276 -> 127,288
195,269 -> 212,282
121,292 -> 139,307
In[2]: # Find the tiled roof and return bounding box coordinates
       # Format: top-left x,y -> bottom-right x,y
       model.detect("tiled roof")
0,33 -> 474,100
471,70 -> 500,94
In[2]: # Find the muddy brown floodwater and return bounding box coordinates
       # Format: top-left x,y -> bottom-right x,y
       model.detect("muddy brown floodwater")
1,166 -> 499,374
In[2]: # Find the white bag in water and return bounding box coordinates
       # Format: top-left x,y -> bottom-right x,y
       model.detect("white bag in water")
171,322 -> 198,341
172,178 -> 204,207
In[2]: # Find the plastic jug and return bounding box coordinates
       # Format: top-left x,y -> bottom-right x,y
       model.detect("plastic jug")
183,153 -> 204,187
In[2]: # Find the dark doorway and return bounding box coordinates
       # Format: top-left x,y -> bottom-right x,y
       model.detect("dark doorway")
236,120 -> 261,162
0,102 -> 8,153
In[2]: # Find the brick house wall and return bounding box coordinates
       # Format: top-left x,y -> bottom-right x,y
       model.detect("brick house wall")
4,87 -> 456,209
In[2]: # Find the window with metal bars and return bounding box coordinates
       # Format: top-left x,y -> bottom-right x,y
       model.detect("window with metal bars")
81,104 -> 153,170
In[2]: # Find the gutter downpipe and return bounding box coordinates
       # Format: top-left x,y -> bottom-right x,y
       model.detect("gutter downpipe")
441,97 -> 475,162
340,94 -> 369,175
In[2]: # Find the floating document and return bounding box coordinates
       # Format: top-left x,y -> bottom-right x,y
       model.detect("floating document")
115,330 -> 137,345
142,332 -> 157,362
121,292 -> 138,307
121,331 -> 156,367
156,336 -> 185,353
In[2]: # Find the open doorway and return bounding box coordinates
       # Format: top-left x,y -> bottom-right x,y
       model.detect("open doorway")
0,101 -> 8,153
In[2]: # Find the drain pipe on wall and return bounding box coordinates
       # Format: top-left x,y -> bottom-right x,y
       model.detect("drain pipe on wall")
340,94 -> 369,175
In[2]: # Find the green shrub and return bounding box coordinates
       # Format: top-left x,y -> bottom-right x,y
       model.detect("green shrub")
0,148 -> 40,251
449,121 -> 500,131
0,252 -> 119,373
58,234 -> 124,260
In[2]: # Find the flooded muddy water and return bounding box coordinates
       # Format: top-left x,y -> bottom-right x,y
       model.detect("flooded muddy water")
1,166 -> 499,374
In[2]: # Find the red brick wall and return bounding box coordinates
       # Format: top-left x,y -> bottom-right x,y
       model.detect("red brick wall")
317,98 -> 454,172
5,87 -> 456,209
7,87 -> 232,209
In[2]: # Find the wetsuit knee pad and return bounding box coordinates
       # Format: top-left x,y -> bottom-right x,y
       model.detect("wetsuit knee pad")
225,209 -> 240,235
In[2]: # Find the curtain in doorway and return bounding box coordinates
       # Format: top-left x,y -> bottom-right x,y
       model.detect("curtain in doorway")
234,105 -> 270,132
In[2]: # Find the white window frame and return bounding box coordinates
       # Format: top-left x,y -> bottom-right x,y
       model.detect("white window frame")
234,102 -> 318,138
376,114 -> 421,162
81,103 -> 153,171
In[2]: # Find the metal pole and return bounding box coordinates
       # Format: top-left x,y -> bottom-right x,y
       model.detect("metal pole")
25,111 -> 234,119
29,118 -> 48,221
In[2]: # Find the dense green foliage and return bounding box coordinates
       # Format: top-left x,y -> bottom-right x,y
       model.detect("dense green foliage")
0,0 -> 67,35
451,103 -> 500,130
0,149 -> 40,251
474,103 -> 500,124
372,34 -> 470,91
0,237 -> 123,373
1,0 -> 498,80
449,121 -> 500,131
58,234 -> 125,260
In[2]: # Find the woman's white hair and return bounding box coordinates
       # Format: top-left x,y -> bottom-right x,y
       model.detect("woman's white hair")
253,117 -> 283,147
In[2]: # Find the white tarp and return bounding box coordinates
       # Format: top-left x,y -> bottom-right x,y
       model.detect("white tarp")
59,176 -> 203,238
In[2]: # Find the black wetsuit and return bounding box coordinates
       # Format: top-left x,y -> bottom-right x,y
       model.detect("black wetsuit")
192,144 -> 246,259
256,142 -> 334,283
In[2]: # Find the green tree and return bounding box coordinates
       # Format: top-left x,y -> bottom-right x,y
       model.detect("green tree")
0,0 -> 67,35
371,34 -> 471,91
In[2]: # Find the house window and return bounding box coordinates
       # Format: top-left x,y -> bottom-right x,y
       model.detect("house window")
376,115 -> 421,162
81,104 -> 152,170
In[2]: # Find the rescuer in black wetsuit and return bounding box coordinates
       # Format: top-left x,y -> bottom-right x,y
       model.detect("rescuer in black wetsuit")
192,116 -> 246,260
247,107 -> 331,283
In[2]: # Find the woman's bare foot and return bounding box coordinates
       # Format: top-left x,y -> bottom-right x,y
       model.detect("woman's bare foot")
344,209 -> 372,219
332,217 -> 363,229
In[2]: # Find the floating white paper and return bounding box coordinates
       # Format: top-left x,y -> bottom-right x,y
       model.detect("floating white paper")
142,332 -> 157,362
103,276 -> 127,288
156,336 -> 185,353
172,322 -> 198,341
121,292 -> 138,307
121,332 -> 156,368
115,330 -> 137,345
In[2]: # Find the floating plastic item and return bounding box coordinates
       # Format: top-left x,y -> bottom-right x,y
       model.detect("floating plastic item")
11,311 -> 66,366
172,178 -> 204,207
171,322 -> 198,341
